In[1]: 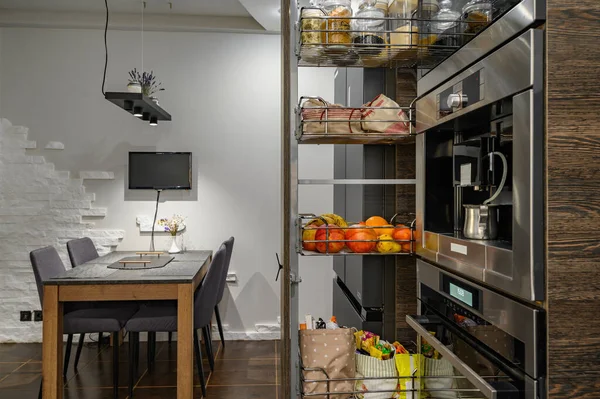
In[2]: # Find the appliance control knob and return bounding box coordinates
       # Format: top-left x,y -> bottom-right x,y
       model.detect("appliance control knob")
447,94 -> 468,108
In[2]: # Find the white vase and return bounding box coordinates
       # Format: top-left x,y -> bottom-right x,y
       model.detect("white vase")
168,236 -> 181,254
127,82 -> 142,93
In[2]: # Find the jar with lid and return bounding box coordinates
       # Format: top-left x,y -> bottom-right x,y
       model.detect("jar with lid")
416,0 -> 439,49
387,0 -> 419,60
301,1 -> 325,45
320,0 -> 353,49
462,0 -> 492,42
430,0 -> 461,48
375,0 -> 389,15
353,0 -> 387,55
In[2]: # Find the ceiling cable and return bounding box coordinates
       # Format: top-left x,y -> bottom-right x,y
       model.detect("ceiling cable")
101,0 -> 109,95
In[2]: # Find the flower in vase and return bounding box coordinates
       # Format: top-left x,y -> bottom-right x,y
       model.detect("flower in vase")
158,215 -> 186,236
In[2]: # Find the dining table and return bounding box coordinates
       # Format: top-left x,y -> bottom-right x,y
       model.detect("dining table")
41,250 -> 213,399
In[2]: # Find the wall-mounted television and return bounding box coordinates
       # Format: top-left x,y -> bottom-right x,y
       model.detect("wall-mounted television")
128,152 -> 192,190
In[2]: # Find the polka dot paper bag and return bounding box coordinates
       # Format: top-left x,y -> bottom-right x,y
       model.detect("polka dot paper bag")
300,329 -> 356,399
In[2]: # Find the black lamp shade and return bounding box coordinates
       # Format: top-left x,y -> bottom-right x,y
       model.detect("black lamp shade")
149,116 -> 158,126
133,107 -> 143,117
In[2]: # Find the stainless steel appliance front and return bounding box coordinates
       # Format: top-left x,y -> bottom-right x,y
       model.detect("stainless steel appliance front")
415,29 -> 544,302
408,259 -> 545,399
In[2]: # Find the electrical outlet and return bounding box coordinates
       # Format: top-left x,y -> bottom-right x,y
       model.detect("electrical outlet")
33,310 -> 43,322
20,311 -> 32,322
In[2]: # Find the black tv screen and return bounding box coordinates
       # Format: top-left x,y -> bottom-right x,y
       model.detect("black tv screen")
128,152 -> 192,190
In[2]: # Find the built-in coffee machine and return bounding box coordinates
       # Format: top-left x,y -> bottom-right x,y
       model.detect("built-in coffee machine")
415,27 -> 544,303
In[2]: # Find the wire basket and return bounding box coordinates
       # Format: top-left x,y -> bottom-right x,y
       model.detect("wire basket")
298,213 -> 416,256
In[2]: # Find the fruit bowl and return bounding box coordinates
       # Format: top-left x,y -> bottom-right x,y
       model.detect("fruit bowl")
299,213 -> 415,256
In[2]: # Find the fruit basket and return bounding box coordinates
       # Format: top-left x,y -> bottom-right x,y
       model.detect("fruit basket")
296,6 -> 475,70
298,213 -> 416,256
296,95 -> 416,145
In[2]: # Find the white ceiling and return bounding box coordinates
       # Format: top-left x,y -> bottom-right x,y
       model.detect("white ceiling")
0,0 -> 252,17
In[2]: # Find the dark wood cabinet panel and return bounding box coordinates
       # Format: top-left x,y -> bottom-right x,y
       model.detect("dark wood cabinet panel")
547,0 -> 600,383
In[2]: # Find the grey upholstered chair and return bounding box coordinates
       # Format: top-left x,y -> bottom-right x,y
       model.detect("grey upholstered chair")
30,246 -> 137,398
214,236 -> 235,347
66,237 -> 140,373
124,244 -> 228,398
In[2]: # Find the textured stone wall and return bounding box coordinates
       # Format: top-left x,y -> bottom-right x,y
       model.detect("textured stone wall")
0,119 -> 125,342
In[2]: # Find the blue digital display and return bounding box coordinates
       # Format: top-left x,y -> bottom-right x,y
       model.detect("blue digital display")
449,282 -> 474,307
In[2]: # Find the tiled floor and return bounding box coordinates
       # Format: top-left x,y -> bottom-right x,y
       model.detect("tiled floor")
0,339 -> 281,399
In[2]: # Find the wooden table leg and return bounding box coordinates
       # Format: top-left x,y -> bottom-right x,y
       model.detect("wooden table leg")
42,285 -> 63,399
177,283 -> 194,399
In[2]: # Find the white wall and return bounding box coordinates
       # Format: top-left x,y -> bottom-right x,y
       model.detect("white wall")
0,27 -> 335,341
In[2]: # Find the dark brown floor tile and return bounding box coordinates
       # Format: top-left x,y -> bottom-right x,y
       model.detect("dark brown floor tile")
14,362 -> 42,373
0,371 -> 42,390
208,359 -> 277,386
64,362 -> 143,389
132,385 -> 277,399
151,341 -> 219,362
0,363 -> 25,373
64,388 -> 129,399
0,344 -> 42,362
206,385 -> 278,398
217,341 -> 276,360
136,361 -> 205,387
0,389 -> 39,399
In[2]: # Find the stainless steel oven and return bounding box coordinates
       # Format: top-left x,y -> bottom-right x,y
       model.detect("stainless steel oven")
415,26 -> 545,303
408,259 -> 545,399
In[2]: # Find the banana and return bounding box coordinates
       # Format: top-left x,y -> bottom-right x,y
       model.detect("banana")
306,215 -> 336,227
305,213 -> 348,229
322,213 -> 348,228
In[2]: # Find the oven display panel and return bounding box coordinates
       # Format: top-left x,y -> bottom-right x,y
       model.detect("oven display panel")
449,282 -> 474,307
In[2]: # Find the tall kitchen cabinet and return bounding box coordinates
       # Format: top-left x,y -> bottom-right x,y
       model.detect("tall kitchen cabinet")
281,1 -> 419,397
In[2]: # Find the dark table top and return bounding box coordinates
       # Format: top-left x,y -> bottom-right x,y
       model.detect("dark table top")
45,250 -> 212,286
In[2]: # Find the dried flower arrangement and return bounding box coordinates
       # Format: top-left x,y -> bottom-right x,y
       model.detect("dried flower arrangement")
158,215 -> 186,236
128,68 -> 165,97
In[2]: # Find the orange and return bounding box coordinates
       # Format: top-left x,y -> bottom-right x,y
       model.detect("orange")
365,216 -> 394,236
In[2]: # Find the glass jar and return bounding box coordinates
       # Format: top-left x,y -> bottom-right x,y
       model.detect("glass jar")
375,0 -> 389,15
388,0 -> 419,60
320,0 -> 353,48
462,0 -> 492,38
388,0 -> 418,30
417,0 -> 440,48
353,0 -> 387,55
431,0 -> 461,48
301,8 -> 325,46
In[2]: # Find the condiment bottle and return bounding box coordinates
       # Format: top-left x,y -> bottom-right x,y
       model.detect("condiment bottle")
388,0 -> 419,59
353,0 -> 386,55
462,0 -> 492,41
431,0 -> 461,47
417,0 -> 440,48
320,0 -> 353,47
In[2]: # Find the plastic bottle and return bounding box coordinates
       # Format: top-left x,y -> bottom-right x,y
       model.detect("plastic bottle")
326,316 -> 340,329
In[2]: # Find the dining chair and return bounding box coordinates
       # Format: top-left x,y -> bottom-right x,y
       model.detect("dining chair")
214,236 -> 235,348
30,246 -> 137,398
124,244 -> 228,398
66,237 -> 140,373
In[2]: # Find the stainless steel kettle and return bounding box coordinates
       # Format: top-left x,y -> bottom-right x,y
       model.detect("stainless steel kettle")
463,151 -> 507,240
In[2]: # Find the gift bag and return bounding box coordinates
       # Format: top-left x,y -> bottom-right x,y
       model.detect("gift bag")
422,357 -> 457,399
300,328 -> 356,399
395,354 -> 423,399
361,94 -> 411,134
301,98 -> 364,135
355,353 -> 399,399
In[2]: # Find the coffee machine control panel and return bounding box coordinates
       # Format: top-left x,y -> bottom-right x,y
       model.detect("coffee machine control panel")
436,69 -> 485,119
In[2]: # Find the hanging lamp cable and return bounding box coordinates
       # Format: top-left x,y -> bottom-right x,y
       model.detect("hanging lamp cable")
102,0 -> 109,95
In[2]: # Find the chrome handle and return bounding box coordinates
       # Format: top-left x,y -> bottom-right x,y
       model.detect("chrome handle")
447,94 -> 468,109
406,315 -> 497,399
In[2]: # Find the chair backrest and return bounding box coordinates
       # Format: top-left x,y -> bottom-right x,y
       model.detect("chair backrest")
67,237 -> 99,267
216,237 -> 235,304
30,246 -> 67,304
194,244 -> 228,328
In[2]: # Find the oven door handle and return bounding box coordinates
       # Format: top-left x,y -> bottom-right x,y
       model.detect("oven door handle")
406,315 -> 498,399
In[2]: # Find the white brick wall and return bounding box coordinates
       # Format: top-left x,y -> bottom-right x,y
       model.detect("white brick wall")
0,119 -> 125,343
